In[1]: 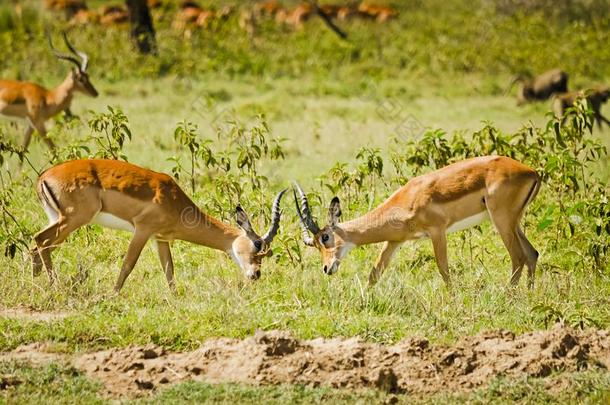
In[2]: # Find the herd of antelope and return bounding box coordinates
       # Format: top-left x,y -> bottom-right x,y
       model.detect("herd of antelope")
514,68 -> 610,129
0,3 -> 608,294
44,0 -> 398,31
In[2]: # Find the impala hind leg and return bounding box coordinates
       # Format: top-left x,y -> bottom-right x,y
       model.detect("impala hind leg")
33,217 -> 85,284
486,204 -> 528,286
369,241 -> 403,286
114,229 -> 152,293
156,241 -> 175,290
517,227 -> 539,288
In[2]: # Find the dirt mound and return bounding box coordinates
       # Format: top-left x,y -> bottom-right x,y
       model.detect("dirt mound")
66,325 -> 610,397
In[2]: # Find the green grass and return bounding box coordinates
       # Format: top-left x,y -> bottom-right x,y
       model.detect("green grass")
1,0 -> 610,402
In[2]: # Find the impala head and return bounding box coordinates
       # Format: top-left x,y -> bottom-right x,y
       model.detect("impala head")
293,183 -> 346,275
232,189 -> 287,280
48,31 -> 99,98
598,86 -> 610,102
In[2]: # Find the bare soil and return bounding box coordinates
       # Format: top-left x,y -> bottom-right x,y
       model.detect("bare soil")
2,325 -> 609,397
0,307 -> 70,323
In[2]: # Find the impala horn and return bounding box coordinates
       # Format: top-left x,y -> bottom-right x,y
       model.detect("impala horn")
61,31 -> 89,72
293,182 -> 319,246
262,189 -> 288,244
48,31 -> 89,72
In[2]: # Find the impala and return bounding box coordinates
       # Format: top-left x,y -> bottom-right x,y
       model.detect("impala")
295,156 -> 541,288
32,159 -> 287,292
553,86 -> 610,130
0,33 -> 98,153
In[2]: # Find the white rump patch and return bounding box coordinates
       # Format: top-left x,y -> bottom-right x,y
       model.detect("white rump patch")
43,204 -> 59,225
447,211 -> 489,234
90,212 -> 135,233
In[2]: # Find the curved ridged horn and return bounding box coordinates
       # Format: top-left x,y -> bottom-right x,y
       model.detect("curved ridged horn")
293,182 -> 319,246
262,188 -> 288,244
48,32 -> 82,71
61,31 -> 89,72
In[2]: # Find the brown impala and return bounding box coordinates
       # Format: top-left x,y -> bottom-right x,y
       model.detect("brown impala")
0,33 -> 98,153
32,159 -> 287,292
295,156 -> 541,288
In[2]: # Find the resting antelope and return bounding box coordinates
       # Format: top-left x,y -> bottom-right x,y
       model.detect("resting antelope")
357,3 -> 398,22
32,159 -> 286,292
295,156 -> 541,288
0,33 -> 98,153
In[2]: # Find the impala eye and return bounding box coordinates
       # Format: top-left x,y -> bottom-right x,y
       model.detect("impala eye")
253,240 -> 263,251
321,234 -> 330,243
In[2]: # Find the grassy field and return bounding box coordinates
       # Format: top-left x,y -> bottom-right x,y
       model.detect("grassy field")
1,0 -> 610,402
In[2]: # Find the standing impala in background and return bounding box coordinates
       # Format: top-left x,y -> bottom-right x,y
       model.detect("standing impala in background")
32,159 -> 286,292
0,32 -> 98,153
295,156 -> 541,288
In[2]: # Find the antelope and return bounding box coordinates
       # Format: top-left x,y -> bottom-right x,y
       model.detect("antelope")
553,86 -> 610,130
295,156 -> 541,288
0,33 -> 98,153
70,8 -> 100,25
514,68 -> 568,105
357,3 -> 398,22
254,0 -> 283,17
283,3 -> 314,29
99,5 -> 129,26
148,0 -> 163,9
31,159 -> 287,292
358,3 -> 398,22
44,0 -> 88,18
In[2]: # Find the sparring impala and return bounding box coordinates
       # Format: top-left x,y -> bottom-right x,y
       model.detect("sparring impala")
295,156 -> 541,288
32,159 -> 287,292
0,32 -> 98,153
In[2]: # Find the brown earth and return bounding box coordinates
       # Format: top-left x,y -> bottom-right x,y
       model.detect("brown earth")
2,325 -> 610,397
0,307 -> 70,322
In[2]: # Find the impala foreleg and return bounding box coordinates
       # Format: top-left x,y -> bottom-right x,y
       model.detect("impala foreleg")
114,230 -> 151,292
429,229 -> 450,286
598,113 -> 610,129
369,241 -> 403,286
31,246 -> 43,276
32,120 -> 56,152
22,125 -> 34,153
156,240 -> 175,290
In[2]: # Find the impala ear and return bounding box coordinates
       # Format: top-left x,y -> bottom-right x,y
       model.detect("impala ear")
327,197 -> 341,227
235,206 -> 255,234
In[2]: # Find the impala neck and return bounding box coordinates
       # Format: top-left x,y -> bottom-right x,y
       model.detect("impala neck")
48,73 -> 75,115
178,207 -> 242,253
336,204 -> 403,247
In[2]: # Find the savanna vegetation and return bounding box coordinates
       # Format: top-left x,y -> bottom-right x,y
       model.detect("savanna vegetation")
1,0 -> 610,402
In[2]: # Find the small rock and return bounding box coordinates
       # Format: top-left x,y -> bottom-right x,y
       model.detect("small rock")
440,350 -> 458,366
373,368 -> 399,393
124,362 -> 144,372
135,379 -> 155,390
142,348 -> 159,359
